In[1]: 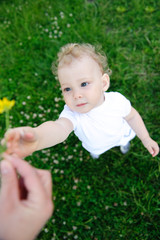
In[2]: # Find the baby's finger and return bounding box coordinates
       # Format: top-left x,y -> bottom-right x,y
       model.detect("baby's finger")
147,146 -> 154,156
5,129 -> 14,140
5,133 -> 20,154
22,131 -> 35,142
5,129 -> 20,142
148,145 -> 159,157
152,144 -> 159,157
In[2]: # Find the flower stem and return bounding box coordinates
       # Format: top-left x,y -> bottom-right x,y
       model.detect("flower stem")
5,110 -> 9,130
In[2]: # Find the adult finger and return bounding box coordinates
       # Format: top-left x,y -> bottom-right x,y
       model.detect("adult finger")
4,154 -> 47,204
35,169 -> 52,199
0,160 -> 19,203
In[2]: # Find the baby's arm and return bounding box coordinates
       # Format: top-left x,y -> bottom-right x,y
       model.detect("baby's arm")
124,107 -> 159,157
34,118 -> 73,151
5,117 -> 73,158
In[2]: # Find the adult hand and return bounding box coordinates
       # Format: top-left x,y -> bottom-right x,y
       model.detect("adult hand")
0,154 -> 54,240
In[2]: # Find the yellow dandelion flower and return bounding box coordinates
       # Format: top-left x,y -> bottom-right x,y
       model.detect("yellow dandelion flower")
0,97 -> 15,159
0,97 -> 15,114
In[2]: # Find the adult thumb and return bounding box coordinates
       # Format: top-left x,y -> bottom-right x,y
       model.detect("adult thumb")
0,160 -> 19,201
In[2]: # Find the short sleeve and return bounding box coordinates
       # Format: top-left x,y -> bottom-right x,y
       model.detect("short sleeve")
109,92 -> 131,117
59,105 -> 77,130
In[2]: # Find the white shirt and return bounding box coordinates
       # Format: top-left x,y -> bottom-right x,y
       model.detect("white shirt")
59,92 -> 136,155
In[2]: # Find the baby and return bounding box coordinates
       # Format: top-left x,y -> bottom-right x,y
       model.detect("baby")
5,43 -> 159,159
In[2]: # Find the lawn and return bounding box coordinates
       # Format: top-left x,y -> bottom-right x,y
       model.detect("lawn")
0,0 -> 160,239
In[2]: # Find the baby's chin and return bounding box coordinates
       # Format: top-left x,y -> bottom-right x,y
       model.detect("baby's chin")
69,104 -> 93,114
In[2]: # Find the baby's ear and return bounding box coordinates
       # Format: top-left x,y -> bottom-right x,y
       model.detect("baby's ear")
102,73 -> 110,91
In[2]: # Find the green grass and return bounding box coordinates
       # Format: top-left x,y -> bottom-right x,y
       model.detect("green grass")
0,0 -> 160,239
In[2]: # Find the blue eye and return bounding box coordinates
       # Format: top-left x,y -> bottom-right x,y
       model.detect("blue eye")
64,87 -> 71,92
81,82 -> 89,87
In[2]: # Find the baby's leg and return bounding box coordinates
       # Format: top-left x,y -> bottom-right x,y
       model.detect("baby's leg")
120,142 -> 130,154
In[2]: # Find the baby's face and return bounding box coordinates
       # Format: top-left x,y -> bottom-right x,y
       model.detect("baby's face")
58,55 -> 109,113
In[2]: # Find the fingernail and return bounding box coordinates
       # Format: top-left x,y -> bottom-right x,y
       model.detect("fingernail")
0,161 -> 11,174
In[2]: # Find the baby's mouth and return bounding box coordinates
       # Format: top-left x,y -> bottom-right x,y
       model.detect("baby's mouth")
76,103 -> 87,107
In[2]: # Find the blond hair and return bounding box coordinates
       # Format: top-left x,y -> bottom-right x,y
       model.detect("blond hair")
51,43 -> 112,76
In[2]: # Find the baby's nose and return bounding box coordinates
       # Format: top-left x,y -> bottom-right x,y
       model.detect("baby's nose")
73,90 -> 82,99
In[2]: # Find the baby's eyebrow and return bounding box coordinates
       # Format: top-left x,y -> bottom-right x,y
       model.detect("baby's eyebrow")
77,77 -> 91,82
60,77 -> 92,87
61,82 -> 70,86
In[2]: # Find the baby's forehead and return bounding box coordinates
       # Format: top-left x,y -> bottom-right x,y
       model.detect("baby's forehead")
58,54 -> 100,70
58,54 -> 103,82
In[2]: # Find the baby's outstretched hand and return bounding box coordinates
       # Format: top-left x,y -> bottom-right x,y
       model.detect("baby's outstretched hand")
142,137 -> 159,157
4,127 -> 37,158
